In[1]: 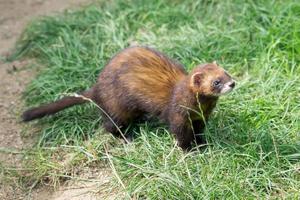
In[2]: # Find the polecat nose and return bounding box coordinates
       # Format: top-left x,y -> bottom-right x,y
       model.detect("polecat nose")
229,81 -> 235,88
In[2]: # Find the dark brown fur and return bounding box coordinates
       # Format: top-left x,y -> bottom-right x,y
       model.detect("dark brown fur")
22,46 -> 234,150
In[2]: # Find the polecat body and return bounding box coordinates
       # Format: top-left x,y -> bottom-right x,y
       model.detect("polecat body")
22,46 -> 235,150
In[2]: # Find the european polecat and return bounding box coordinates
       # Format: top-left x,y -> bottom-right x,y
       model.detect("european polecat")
22,46 -> 235,150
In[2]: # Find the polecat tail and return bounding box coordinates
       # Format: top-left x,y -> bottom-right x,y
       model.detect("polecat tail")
22,87 -> 94,122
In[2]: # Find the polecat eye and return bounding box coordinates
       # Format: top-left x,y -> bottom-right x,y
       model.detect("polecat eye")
213,80 -> 221,87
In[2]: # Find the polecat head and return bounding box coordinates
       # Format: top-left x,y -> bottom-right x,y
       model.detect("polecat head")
190,61 -> 235,96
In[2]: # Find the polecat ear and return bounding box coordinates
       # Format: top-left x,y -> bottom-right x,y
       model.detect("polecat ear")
191,72 -> 203,88
212,61 -> 217,65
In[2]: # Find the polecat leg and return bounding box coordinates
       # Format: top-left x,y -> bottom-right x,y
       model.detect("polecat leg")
192,120 -> 206,145
101,111 -> 139,143
102,115 -> 127,136
168,112 -> 194,150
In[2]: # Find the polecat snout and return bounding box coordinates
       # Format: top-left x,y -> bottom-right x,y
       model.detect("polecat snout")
22,46 -> 235,150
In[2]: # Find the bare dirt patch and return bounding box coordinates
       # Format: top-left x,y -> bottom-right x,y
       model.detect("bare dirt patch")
0,0 -> 119,199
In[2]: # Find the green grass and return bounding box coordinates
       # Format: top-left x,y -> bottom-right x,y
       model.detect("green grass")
6,0 -> 300,198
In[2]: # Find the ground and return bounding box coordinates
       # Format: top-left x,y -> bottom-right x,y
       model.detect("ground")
0,0 -> 114,199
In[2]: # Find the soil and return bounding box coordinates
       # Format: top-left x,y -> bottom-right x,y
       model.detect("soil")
0,0 -> 118,199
